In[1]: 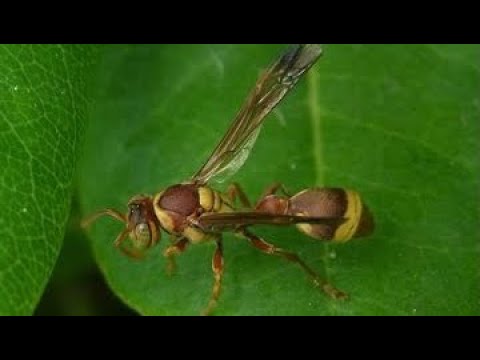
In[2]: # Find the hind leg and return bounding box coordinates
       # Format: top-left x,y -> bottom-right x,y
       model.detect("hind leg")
226,182 -> 252,209
238,228 -> 347,300
259,182 -> 291,198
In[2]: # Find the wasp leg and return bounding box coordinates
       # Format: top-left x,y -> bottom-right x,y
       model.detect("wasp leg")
226,182 -> 252,209
238,228 -> 347,301
168,234 -> 178,244
118,246 -> 146,260
202,238 -> 224,316
163,237 -> 189,276
81,208 -> 126,228
255,182 -> 291,207
113,229 -> 145,260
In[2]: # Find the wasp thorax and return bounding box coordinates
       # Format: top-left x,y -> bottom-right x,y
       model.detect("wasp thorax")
157,184 -> 199,216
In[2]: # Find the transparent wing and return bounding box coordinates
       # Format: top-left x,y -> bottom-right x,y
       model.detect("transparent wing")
192,44 -> 323,184
203,126 -> 261,184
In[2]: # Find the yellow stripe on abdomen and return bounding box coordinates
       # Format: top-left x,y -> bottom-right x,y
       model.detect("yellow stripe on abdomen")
199,186 -> 234,213
333,190 -> 362,243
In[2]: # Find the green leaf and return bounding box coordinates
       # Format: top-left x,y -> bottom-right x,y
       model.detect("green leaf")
79,44 -> 480,315
0,44 -> 100,315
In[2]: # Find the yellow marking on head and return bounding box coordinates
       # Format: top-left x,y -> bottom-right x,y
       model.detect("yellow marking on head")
333,190 -> 362,243
199,187 -> 214,212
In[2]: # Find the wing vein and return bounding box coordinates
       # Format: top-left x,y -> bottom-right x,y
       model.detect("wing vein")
191,44 -> 323,184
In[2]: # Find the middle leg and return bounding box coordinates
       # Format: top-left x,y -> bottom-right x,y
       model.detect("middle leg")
201,238 -> 224,316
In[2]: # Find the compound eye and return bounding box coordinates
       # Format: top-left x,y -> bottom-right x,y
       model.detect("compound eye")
133,222 -> 151,249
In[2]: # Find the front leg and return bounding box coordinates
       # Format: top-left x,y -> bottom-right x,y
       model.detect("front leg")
202,238 -> 224,316
114,228 -> 145,260
163,237 -> 189,276
81,208 -> 126,229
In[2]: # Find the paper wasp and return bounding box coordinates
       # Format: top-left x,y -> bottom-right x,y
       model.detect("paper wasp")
82,44 -> 374,315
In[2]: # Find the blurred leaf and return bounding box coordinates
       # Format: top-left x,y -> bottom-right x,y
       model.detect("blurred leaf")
79,44 -> 480,315
35,196 -> 137,316
0,45 -> 100,315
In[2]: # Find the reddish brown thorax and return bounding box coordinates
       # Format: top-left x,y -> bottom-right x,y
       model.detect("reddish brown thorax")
158,184 -> 200,216
155,184 -> 204,234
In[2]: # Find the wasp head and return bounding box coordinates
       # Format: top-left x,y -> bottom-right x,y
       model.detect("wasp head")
126,195 -> 160,250
82,194 -> 161,258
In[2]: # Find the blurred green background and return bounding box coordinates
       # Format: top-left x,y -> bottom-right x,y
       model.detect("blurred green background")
35,196 -> 136,315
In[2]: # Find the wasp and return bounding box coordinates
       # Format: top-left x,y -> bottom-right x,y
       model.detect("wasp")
82,44 -> 374,315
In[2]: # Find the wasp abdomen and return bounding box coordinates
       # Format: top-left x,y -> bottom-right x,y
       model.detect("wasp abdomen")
290,188 -> 374,243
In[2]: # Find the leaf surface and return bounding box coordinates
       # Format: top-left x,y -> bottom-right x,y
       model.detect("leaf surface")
79,44 -> 480,315
0,44 -> 100,315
